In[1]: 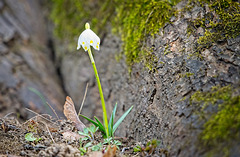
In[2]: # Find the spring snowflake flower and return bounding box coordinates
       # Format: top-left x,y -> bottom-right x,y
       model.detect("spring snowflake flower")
77,23 -> 100,51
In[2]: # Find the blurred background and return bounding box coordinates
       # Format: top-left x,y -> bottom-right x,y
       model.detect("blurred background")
0,0 -> 122,121
0,0 -> 181,121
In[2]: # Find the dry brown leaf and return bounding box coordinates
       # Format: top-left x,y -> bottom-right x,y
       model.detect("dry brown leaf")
103,145 -> 117,157
63,96 -> 86,131
62,131 -> 84,142
1,122 -> 8,133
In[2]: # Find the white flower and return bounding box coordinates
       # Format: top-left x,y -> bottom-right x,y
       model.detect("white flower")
77,23 -> 100,51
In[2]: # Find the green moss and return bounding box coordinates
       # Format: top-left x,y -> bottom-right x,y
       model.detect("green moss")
191,85 -> 240,156
50,0 -> 180,69
164,44 -> 171,55
179,72 -> 194,78
50,0 -> 239,68
188,0 -> 240,49
139,47 -> 158,71
113,0 -> 180,68
50,0 -> 114,50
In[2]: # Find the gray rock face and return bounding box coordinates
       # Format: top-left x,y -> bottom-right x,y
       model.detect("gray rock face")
60,2 -> 240,157
108,3 -> 239,157
0,0 -> 65,119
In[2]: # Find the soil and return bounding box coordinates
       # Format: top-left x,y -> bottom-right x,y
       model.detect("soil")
0,114 -> 166,157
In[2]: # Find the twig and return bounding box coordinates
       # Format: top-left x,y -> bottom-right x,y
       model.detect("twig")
132,152 -> 140,157
43,122 -> 55,143
4,112 -> 15,118
24,108 -> 56,144
24,108 -> 55,125
78,83 -> 89,115
46,102 -> 59,120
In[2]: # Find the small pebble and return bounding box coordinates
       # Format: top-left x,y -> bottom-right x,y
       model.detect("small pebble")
44,140 -> 51,146
24,144 -> 34,150
20,150 -> 26,156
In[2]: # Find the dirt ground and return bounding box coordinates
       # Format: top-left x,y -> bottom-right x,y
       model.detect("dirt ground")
0,114 -> 166,157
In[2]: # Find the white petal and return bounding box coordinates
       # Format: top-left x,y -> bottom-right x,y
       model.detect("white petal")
92,42 -> 100,51
85,29 -> 100,50
77,28 -> 101,51
77,44 -> 81,50
82,43 -> 90,51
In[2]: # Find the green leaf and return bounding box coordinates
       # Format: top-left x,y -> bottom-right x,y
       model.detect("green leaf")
147,141 -> 151,146
94,126 -> 99,133
113,140 -> 121,146
88,125 -> 98,134
91,145 -> 100,151
97,142 -> 103,147
80,115 -> 107,136
84,142 -> 92,148
79,114 -> 100,128
35,137 -> 42,142
83,127 -> 89,134
88,125 -> 95,133
108,103 -> 117,137
133,145 -> 142,152
103,137 -> 112,144
145,146 -> 150,151
79,147 -> 86,153
78,131 -> 89,137
81,137 -> 88,141
113,106 -> 133,134
25,133 -> 37,142
94,116 -> 106,134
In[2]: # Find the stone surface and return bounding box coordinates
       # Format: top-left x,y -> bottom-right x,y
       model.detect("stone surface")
60,2 -> 240,157
0,0 -> 65,119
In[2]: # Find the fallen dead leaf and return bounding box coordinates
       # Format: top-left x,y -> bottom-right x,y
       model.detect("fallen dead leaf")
1,122 -> 8,133
103,145 -> 117,157
63,96 -> 86,131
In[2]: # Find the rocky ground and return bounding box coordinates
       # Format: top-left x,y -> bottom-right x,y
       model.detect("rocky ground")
0,115 -> 166,157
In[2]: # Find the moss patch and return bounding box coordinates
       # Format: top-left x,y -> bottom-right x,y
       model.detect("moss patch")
178,72 -> 194,78
50,0 -> 180,70
50,0 -> 114,49
113,0 -> 180,69
188,0 -> 240,50
191,85 -> 240,156
50,0 -> 240,68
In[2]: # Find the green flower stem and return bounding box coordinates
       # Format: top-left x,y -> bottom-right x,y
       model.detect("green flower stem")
87,48 -> 109,137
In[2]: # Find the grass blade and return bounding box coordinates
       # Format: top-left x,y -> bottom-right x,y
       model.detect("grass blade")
108,103 -> 117,137
78,131 -> 89,137
79,114 -> 100,129
28,87 -> 49,111
94,116 -> 106,134
113,106 -> 133,134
